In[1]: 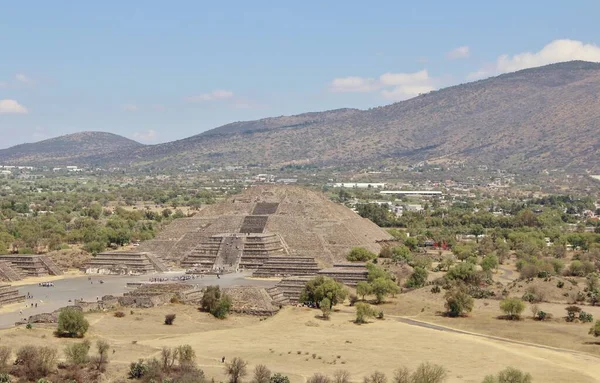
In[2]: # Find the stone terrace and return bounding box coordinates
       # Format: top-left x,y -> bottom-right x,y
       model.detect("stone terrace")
0,284 -> 25,307
270,276 -> 313,304
252,256 -> 320,278
0,261 -> 23,282
84,252 -> 168,275
318,263 -> 368,286
0,255 -> 63,277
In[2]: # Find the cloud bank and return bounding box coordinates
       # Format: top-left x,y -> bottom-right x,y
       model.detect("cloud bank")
469,39 -> 600,79
330,70 -> 435,100
187,89 -> 234,102
132,129 -> 158,143
0,99 -> 28,114
447,46 -> 470,59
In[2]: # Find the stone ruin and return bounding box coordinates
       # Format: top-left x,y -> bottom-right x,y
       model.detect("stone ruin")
135,185 -> 392,278
0,284 -> 25,307
0,255 -> 63,280
84,251 -> 168,275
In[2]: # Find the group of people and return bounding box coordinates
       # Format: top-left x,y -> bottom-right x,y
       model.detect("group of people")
38,282 -> 54,287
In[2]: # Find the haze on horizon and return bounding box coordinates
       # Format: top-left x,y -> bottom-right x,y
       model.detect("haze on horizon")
1,0 -> 600,149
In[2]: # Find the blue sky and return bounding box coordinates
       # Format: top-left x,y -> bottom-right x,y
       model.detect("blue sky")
1,1 -> 600,148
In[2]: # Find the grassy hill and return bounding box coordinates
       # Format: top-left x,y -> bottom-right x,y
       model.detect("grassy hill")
2,61 -> 600,172
0,132 -> 143,166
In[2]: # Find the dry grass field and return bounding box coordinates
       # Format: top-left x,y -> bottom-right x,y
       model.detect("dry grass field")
1,302 -> 599,383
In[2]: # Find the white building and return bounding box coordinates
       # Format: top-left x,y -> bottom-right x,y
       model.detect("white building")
333,182 -> 386,189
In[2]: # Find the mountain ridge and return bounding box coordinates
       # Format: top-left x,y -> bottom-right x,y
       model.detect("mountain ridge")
1,61 -> 600,172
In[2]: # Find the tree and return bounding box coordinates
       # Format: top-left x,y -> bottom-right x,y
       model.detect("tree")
444,286 -> 474,317
483,367 -> 532,383
201,285 -> 233,319
300,276 -> 348,307
406,267 -> 428,288
333,370 -> 351,383
589,320 -> 600,337
94,340 -> 110,371
252,364 -> 271,383
355,302 -> 376,324
391,245 -> 411,263
64,339 -> 91,366
481,253 -> 499,274
500,298 -> 525,320
363,371 -> 387,383
307,373 -> 331,383
320,298 -> 332,319
356,281 -> 372,300
57,307 -> 89,338
164,314 -> 176,325
225,357 -> 248,383
371,277 -> 400,304
411,362 -> 447,383
347,247 -> 377,262
15,345 -> 57,381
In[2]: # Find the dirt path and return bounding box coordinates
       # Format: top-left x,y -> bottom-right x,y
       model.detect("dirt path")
390,315 -> 597,358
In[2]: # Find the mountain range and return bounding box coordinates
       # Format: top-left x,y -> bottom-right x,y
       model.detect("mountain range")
1,61 -> 600,173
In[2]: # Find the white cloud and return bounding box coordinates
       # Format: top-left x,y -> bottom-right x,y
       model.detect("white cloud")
15,74 -> 33,84
132,129 -> 158,143
0,82 -> 6,88
122,104 -> 139,112
329,69 -> 436,101
468,39 -> 600,80
0,99 -> 28,114
186,89 -> 234,102
447,46 -> 470,59
329,76 -> 379,93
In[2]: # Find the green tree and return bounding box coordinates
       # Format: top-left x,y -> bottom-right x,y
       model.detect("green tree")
500,298 -> 525,320
589,320 -> 600,337
444,286 -> 474,317
406,267 -> 428,288
300,276 -> 348,307
371,277 -> 399,304
481,253 -> 499,274
355,302 -> 376,324
483,367 -> 532,383
356,281 -> 372,300
64,340 -> 91,366
391,245 -> 411,263
57,308 -> 89,338
270,373 -> 291,383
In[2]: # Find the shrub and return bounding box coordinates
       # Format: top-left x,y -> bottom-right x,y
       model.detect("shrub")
444,286 -> 474,317
128,359 -> 148,379
252,364 -> 271,383
56,308 -> 89,338
0,346 -> 10,373
500,298 -> 525,320
307,373 -> 331,383
355,302 -> 376,324
165,314 -> 176,325
270,373 -> 290,383
201,286 -> 233,319
349,294 -> 358,306
212,294 -> 233,319
0,373 -> 10,383
589,320 -> 600,337
566,305 -> 582,322
579,311 -> 594,323
377,310 -> 384,320
177,344 -> 196,372
406,267 -> 428,288
225,357 -> 248,383
64,339 -> 91,366
446,262 -> 478,285
94,340 -> 110,371
481,254 -> 499,273
557,281 -> 565,288
114,311 -> 125,318
484,367 -> 532,383
430,285 -> 441,294
15,345 -> 57,381
347,247 -> 377,262
521,285 -> 545,303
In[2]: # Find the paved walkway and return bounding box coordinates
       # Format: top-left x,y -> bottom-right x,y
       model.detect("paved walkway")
0,271 -> 277,329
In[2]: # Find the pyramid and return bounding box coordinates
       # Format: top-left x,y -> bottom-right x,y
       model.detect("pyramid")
137,185 -> 391,273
